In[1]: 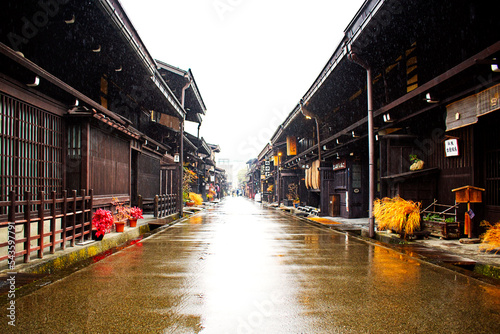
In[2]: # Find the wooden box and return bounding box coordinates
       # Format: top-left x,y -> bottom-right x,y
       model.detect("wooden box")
422,220 -> 461,239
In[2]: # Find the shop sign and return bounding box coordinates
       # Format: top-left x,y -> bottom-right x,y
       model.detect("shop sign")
332,159 -> 347,171
445,139 -> 459,157
287,136 -> 297,156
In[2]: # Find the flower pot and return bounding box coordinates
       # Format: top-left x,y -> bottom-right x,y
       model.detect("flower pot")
129,218 -> 138,227
186,201 -> 195,207
115,221 -> 125,233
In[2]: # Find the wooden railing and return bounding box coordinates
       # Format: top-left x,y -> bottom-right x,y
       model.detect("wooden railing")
0,190 -> 93,264
138,194 -> 178,219
154,194 -> 177,218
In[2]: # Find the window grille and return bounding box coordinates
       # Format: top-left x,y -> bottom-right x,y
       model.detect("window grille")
0,93 -> 63,205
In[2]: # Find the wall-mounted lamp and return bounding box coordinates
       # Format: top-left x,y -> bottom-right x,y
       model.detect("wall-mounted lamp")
115,66 -> 122,72
492,58 -> 499,72
27,76 -> 40,87
425,92 -> 439,103
352,131 -> 359,138
74,99 -> 79,107
455,112 -> 460,120
65,14 -> 75,24
322,145 -> 327,151
383,113 -> 392,122
92,45 -> 101,53
336,139 -> 342,145
375,135 -> 379,141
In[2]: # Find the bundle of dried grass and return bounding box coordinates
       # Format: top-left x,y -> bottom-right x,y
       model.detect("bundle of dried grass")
189,192 -> 203,206
373,196 -> 421,236
480,221 -> 500,253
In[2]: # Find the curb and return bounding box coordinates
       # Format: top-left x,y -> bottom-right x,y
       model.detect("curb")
1,213 -> 181,276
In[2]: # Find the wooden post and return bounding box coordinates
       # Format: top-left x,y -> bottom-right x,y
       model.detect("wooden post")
8,192 -> 16,265
80,189 -> 86,242
161,195 -> 163,218
71,190 -> 77,247
154,195 -> 159,218
50,191 -> 56,254
89,189 -> 93,236
38,190 -> 45,259
24,191 -> 32,263
452,185 -> 484,242
8,191 -> 16,223
62,190 -> 67,250
138,195 -> 143,210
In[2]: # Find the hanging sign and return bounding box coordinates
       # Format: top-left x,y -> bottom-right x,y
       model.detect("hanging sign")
273,156 -> 279,165
445,139 -> 459,157
287,136 -> 297,156
332,159 -> 347,171
174,153 -> 180,162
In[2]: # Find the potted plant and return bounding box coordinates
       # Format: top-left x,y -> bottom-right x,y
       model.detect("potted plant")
128,206 -> 143,227
92,209 -> 114,240
112,197 -> 130,232
183,166 -> 198,205
206,192 -> 214,201
286,183 -> 299,207
409,154 -> 424,171
420,202 -> 461,239
373,196 -> 421,238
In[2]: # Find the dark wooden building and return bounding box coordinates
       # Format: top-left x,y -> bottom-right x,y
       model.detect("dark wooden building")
0,0 -> 212,263
258,0 -> 500,236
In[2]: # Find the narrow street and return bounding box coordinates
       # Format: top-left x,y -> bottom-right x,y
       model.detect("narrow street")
3,197 -> 500,334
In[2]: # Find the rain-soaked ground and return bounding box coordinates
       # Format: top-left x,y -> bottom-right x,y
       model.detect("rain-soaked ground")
2,197 -> 500,333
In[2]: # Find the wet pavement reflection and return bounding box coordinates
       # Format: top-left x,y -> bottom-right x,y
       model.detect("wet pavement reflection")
2,197 -> 500,333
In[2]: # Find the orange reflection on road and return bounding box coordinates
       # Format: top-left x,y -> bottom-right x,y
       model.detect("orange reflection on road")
372,247 -> 421,287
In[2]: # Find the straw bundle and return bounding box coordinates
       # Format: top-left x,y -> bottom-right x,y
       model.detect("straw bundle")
373,196 -> 421,236
480,221 -> 500,253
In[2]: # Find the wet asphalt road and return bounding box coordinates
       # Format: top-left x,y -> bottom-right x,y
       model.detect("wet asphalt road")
2,197 -> 500,333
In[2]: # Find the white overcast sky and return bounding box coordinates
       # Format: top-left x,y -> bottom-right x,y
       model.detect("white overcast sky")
119,0 -> 366,176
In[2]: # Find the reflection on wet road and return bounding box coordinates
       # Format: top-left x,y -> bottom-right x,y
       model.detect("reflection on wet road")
2,197 -> 500,333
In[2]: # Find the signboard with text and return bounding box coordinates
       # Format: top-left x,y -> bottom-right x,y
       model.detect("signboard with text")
287,136 -> 297,156
332,159 -> 347,171
445,139 -> 459,157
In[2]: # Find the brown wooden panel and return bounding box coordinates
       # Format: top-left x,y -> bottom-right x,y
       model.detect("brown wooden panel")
89,127 -> 130,196
138,153 -> 160,199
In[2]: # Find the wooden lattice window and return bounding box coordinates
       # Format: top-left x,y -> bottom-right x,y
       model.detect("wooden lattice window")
485,149 -> 500,206
0,93 -> 63,202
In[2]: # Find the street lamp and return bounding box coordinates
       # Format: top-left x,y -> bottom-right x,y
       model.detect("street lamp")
299,99 -> 321,163
347,51 -> 375,238
277,152 -> 282,204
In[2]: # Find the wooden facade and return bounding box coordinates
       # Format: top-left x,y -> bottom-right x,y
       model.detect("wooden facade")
253,0 -> 500,237
0,0 -> 217,264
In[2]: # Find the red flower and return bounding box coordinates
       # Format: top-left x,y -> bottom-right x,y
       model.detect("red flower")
129,207 -> 144,219
92,209 -> 114,237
